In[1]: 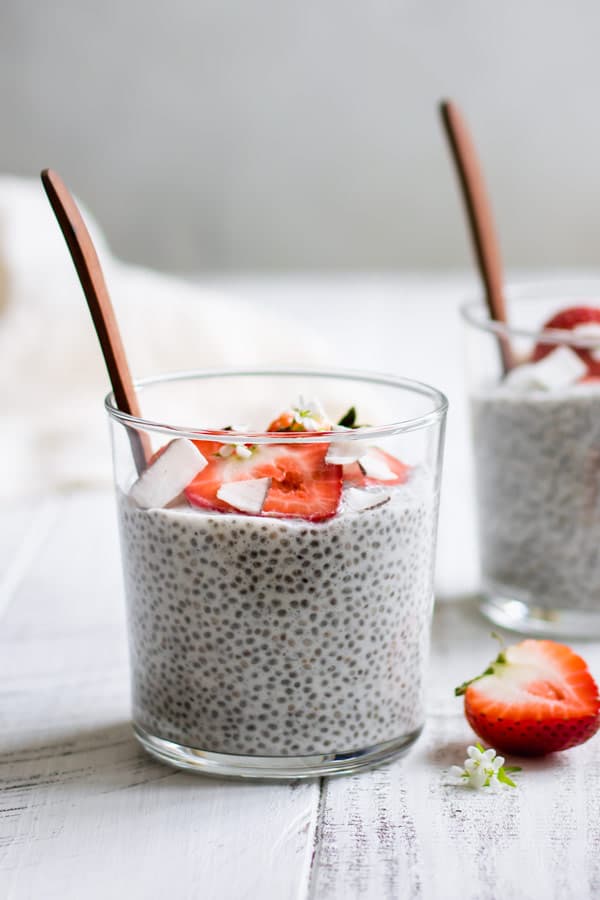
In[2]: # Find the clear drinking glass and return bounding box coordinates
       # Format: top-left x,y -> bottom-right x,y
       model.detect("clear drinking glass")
107,368 -> 447,778
463,281 -> 600,638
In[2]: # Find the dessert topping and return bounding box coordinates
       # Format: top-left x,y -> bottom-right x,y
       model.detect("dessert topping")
505,346 -> 587,391
267,396 -> 331,432
218,443 -> 254,460
186,441 -> 343,521
337,406 -> 358,428
216,477 -> 272,514
325,441 -> 368,466
359,452 -> 398,481
345,486 -> 390,512
572,323 -> 600,362
177,401 -> 409,520
533,305 -> 600,376
130,439 -> 208,509
343,447 -> 410,487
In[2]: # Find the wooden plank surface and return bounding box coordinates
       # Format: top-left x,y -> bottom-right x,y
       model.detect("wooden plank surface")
0,492 -> 319,900
1,490 -> 599,899
309,599 -> 600,900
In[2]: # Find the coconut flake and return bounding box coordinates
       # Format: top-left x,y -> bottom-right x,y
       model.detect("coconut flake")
530,346 -> 587,389
504,347 -> 587,391
325,441 -> 368,465
216,477 -> 272,514
346,487 -> 390,512
359,452 -> 396,481
503,363 -> 539,391
572,323 -> 600,361
130,439 -> 208,509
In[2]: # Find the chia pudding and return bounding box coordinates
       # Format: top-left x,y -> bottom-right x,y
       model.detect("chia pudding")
118,469 -> 437,756
472,381 -> 600,613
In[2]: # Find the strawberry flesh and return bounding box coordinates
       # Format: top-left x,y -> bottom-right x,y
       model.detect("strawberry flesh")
185,441 -> 342,522
532,306 -> 600,376
457,639 -> 600,756
267,412 -> 299,432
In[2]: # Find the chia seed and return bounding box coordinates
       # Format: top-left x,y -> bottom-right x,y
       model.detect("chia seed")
472,383 -> 600,611
117,470 -> 437,756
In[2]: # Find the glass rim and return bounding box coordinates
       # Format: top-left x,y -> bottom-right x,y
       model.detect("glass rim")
461,279 -> 600,347
104,367 -> 448,443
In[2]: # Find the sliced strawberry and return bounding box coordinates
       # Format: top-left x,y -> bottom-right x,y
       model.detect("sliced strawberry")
343,447 -> 410,487
260,444 -> 342,520
456,639 -> 600,756
532,306 -> 600,376
267,411 -> 298,432
185,441 -> 342,522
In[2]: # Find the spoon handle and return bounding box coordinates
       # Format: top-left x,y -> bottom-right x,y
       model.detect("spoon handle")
440,100 -> 514,372
41,169 -> 149,472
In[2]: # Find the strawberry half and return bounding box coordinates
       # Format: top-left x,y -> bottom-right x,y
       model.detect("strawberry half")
343,448 -> 410,487
532,306 -> 600,376
456,639 -> 600,756
185,441 -> 342,522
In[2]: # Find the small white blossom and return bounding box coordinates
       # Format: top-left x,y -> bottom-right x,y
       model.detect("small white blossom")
446,744 -> 517,790
218,443 -> 253,460
293,396 -> 330,431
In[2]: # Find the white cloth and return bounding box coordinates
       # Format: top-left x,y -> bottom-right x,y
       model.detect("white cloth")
0,177 -> 325,500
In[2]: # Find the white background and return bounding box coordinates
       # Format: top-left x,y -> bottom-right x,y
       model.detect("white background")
1,1 -> 599,272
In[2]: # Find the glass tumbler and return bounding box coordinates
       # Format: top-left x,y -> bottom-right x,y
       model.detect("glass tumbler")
463,282 -> 600,638
107,369 -> 447,778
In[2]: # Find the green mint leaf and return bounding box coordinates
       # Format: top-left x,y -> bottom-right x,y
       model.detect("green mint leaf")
337,406 -> 357,428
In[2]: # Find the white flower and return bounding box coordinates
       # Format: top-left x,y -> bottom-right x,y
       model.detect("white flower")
446,744 -> 516,790
293,396 -> 330,431
447,765 -> 470,786
218,443 -> 253,460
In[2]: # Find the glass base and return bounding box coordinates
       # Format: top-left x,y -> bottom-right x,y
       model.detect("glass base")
481,593 -> 600,639
133,723 -> 423,780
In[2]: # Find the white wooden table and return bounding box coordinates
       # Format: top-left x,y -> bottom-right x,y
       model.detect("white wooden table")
2,488 -> 600,900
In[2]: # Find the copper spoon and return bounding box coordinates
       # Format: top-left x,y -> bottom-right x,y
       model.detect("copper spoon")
439,100 -> 514,372
41,169 -> 149,473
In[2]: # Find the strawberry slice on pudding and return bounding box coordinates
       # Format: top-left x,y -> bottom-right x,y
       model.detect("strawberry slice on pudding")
185,441 -> 343,521
533,306 -> 600,377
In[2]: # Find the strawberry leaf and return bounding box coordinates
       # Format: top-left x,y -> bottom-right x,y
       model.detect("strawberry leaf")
454,650 -> 508,696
